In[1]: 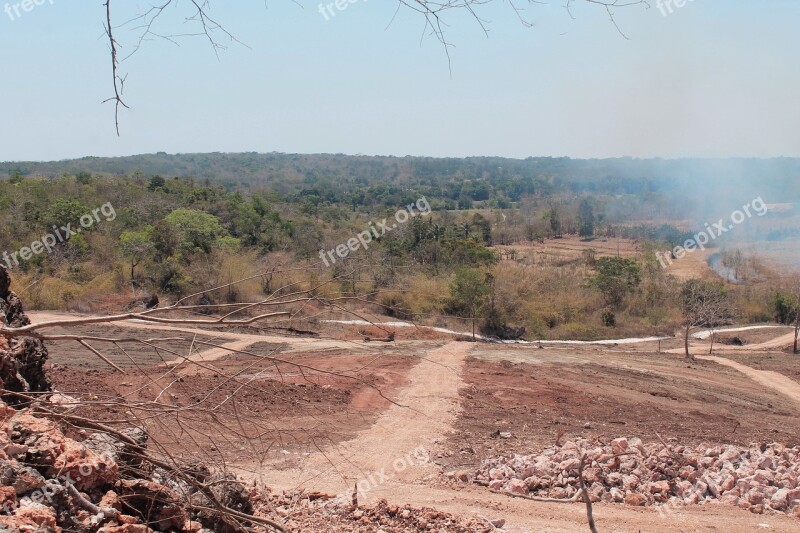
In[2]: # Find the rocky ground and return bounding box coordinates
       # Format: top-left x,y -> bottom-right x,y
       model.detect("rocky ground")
0,399 -> 199,532
440,351 -> 800,475
469,437 -> 800,517
0,394 -> 482,533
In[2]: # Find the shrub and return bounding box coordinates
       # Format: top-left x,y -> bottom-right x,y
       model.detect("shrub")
602,309 -> 617,328
379,293 -> 414,321
773,292 -> 799,325
591,257 -> 642,308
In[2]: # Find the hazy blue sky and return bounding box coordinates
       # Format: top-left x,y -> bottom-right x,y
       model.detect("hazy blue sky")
1,1 -> 798,161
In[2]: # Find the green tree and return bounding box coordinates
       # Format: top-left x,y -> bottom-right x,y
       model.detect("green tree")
471,213 -> 493,245
63,233 -> 90,264
147,175 -> 166,191
591,257 -> 642,308
578,198 -> 595,239
773,287 -> 800,354
43,198 -> 89,229
120,227 -> 155,282
445,269 -> 492,322
164,208 -> 224,254
548,207 -> 562,237
150,220 -> 180,260
773,291 -> 798,325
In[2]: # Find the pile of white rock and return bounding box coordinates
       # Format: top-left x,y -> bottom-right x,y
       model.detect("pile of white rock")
473,437 -> 800,516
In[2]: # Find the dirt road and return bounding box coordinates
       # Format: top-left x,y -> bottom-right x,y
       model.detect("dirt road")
26,311 -> 800,531
661,330 -> 800,412
256,341 -> 471,492
249,337 -> 800,532
699,355 -> 800,408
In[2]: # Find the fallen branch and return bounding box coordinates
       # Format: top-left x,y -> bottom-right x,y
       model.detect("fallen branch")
578,452 -> 599,533
78,339 -> 127,374
66,482 -> 121,521
2,311 -> 292,337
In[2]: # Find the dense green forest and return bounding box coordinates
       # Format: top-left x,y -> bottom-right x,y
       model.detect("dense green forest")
2,153 -> 799,216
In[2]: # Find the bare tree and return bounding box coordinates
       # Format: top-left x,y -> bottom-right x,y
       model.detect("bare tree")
793,299 -> 799,355
680,279 -> 730,361
791,281 -> 800,355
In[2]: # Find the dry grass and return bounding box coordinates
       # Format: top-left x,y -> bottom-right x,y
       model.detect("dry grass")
15,271 -> 120,310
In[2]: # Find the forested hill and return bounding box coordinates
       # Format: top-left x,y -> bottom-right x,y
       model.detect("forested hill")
2,153 -> 799,213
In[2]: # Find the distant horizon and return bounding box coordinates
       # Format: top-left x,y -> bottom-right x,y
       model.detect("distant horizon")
4,150 -> 800,165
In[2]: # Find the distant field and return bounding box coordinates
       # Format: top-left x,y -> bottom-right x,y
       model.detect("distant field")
496,235 -> 639,266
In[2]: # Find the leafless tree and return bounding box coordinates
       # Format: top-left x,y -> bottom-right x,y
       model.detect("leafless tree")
681,279 -> 730,361
791,280 -> 800,355
794,301 -> 800,355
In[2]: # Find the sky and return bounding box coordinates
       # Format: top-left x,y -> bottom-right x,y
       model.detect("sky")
1,1 -> 798,161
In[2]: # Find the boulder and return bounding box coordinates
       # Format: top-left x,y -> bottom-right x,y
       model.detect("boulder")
611,438 -> 629,456
624,493 -> 647,506
507,479 -> 526,495
648,481 -> 670,495
770,488 -> 791,511
622,475 -> 640,491
472,437 -> 800,519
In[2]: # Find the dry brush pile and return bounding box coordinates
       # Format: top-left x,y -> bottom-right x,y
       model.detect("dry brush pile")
0,265 -> 285,532
471,437 -> 800,517
0,399 -> 266,533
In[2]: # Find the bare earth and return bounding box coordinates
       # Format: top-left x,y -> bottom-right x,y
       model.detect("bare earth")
29,311 -> 800,532
698,356 -> 800,409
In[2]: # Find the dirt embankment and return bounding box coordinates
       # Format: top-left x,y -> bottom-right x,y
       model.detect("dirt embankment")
444,353 -> 800,472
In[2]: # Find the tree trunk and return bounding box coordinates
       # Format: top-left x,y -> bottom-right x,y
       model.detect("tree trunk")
130,262 -> 139,291
578,454 -> 599,533
709,329 -> 715,355
794,310 -> 799,355
684,324 -> 692,360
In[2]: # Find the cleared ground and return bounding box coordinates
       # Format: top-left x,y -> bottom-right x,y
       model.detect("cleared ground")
443,347 -> 800,470
30,311 -> 800,532
721,351 -> 800,382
